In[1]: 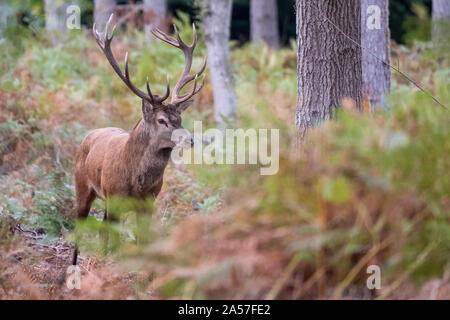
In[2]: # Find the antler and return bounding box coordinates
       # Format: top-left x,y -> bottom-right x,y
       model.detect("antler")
93,14 -> 170,104
152,24 -> 207,105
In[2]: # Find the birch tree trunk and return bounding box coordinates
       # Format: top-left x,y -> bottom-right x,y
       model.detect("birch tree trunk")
201,0 -> 237,129
432,0 -> 450,44
45,0 -> 72,45
143,0 -> 168,41
0,3 -> 12,38
361,0 -> 390,109
94,0 -> 116,26
250,0 -> 280,49
295,0 -> 362,138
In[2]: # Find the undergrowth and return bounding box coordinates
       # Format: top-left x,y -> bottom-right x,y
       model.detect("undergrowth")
0,12 -> 449,299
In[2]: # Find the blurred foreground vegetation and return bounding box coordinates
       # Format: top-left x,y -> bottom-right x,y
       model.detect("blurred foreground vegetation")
1,10 -> 450,299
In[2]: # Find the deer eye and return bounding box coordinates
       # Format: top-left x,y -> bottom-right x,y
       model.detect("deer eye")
158,118 -> 168,126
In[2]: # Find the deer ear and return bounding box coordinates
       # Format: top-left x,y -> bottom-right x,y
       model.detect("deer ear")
142,100 -> 154,121
177,99 -> 194,113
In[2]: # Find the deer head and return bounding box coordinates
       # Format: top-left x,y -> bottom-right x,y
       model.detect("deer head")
92,14 -> 207,151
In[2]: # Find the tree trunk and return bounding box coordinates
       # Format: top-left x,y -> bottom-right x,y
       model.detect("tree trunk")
295,0 -> 362,138
250,0 -> 280,49
143,0 -> 168,41
0,3 -> 12,38
432,0 -> 450,43
45,0 -> 74,45
361,0 -> 390,109
94,0 -> 116,26
201,0 -> 237,129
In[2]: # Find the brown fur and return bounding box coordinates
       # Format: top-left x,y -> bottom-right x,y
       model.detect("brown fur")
72,17 -> 205,265
74,103 -> 186,219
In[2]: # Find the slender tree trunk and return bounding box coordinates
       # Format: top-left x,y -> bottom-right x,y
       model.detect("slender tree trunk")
361,0 -> 390,109
45,0 -> 73,45
432,0 -> 450,43
0,3 -> 12,38
94,0 -> 116,26
295,0 -> 362,138
143,0 -> 168,41
250,0 -> 280,49
201,0 -> 237,129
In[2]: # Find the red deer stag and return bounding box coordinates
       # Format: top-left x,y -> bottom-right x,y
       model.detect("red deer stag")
72,14 -> 206,264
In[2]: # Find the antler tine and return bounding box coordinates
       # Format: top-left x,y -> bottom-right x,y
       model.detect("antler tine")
161,75 -> 171,101
187,74 -> 199,99
191,23 -> 198,48
124,51 -> 130,79
93,22 -> 103,47
177,74 -> 206,101
171,52 -> 207,104
93,14 -> 169,104
145,77 -> 154,103
151,23 -> 207,105
146,76 -> 171,102
192,74 -> 206,95
105,13 -> 115,40
151,28 -> 179,47
172,24 -> 189,50
177,55 -> 207,86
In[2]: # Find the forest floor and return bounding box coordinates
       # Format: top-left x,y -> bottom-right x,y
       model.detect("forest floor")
3,203 -> 450,299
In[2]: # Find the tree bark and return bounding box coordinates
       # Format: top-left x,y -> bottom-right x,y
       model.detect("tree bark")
295,0 -> 362,138
432,0 -> 450,43
201,0 -> 237,129
143,0 -> 168,41
0,3 -> 12,38
94,0 -> 116,27
361,0 -> 390,109
250,0 -> 280,49
45,0 -> 73,45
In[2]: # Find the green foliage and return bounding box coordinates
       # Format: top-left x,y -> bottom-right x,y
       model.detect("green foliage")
0,168 -> 74,238
403,3 -> 432,46
29,168 -> 74,237
119,45 -> 449,297
0,121 -> 78,238
322,177 -> 352,205
74,216 -> 122,255
29,36 -> 91,90
389,0 -> 432,43
0,119 -> 28,156
233,43 -> 296,95
71,196 -> 155,258
0,10 -> 449,298
0,194 -> 27,220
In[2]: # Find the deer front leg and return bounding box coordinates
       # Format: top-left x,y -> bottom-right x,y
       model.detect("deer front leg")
73,177 -> 96,265
101,198 -> 120,255
134,196 -> 156,247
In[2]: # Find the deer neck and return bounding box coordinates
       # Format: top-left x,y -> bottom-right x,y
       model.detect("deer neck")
125,120 -> 171,193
